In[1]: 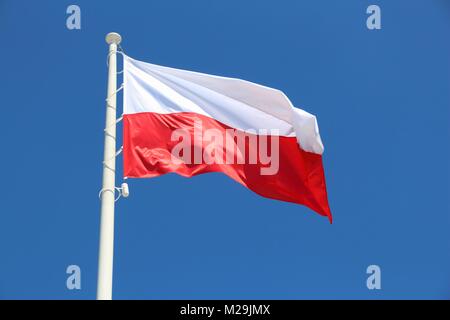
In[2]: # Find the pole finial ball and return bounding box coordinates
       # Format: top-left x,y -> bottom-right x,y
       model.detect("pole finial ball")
106,32 -> 122,45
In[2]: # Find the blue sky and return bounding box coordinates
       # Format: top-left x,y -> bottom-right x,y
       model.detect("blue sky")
0,0 -> 449,299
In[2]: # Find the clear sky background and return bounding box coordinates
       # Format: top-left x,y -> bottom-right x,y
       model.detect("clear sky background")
0,0 -> 449,299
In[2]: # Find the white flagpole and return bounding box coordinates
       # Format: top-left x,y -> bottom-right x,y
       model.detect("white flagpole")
97,32 -> 122,300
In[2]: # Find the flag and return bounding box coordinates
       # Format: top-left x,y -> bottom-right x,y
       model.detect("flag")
122,55 -> 332,222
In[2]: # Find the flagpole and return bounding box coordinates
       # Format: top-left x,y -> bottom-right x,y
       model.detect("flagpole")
97,32 -> 122,300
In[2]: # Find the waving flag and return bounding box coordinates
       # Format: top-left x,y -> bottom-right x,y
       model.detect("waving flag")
122,55 -> 332,221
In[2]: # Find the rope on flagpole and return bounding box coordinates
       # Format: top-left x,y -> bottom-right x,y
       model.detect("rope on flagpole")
98,43 -> 127,198
101,51 -> 126,192
104,115 -> 123,132
98,185 -> 127,202
107,47 -> 125,74
105,84 -> 124,103
101,146 -> 123,173
98,143 -> 127,201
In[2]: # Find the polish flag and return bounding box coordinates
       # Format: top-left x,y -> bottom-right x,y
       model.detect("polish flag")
123,55 -> 332,222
